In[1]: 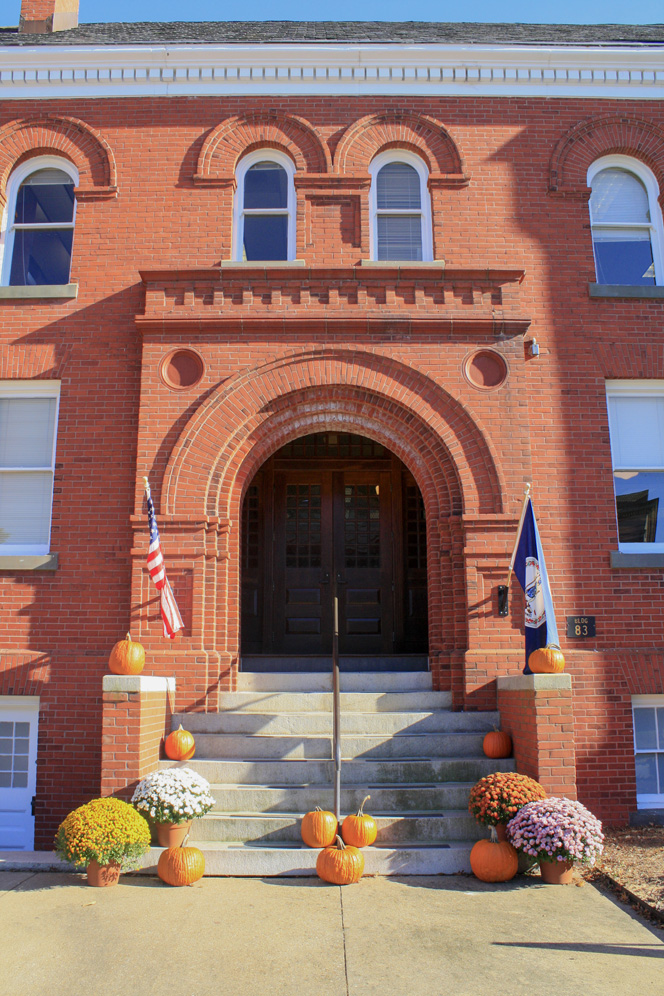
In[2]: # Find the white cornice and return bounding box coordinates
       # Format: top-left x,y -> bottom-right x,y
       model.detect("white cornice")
0,42 -> 662,99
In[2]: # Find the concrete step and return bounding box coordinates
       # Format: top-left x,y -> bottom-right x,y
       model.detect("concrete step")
205,782 -> 473,813
240,656 -> 429,675
159,756 -> 514,785
173,709 -> 498,736
188,730 -> 486,759
139,841 -> 473,876
189,811 -> 482,844
237,670 -> 432,692
211,690 -> 452,713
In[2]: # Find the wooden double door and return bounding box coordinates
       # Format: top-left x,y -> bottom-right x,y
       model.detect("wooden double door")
241,433 -> 428,657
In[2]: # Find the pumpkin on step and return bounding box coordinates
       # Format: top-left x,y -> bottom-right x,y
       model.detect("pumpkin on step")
301,807 -> 338,848
164,724 -> 196,761
316,835 -> 364,885
482,729 -> 512,759
470,829 -> 519,882
157,844 -> 205,887
341,795 -> 377,847
109,633 -> 145,675
528,644 -> 566,674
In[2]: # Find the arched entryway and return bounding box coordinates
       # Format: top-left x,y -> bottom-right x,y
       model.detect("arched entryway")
241,432 -> 428,664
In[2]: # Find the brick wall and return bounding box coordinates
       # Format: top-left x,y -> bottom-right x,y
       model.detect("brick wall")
1,93 -> 663,837
100,675 -> 174,801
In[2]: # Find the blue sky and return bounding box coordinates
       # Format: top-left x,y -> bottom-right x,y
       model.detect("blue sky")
5,1 -> 664,25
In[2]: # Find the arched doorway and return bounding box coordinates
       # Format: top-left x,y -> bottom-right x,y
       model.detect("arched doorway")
241,432 -> 428,665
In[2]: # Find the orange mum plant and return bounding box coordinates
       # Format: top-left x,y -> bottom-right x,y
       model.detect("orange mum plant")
468,772 -> 547,827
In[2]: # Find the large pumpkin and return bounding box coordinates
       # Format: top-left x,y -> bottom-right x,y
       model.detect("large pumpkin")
528,643 -> 565,674
482,729 -> 512,759
470,831 -> 519,883
316,835 -> 364,885
109,633 -> 145,675
301,807 -> 338,848
164,724 -> 196,761
157,845 -> 205,886
341,795 -> 377,848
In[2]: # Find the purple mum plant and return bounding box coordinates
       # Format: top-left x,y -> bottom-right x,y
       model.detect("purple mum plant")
506,797 -> 604,865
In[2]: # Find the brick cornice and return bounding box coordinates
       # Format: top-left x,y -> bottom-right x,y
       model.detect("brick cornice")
137,264 -> 529,334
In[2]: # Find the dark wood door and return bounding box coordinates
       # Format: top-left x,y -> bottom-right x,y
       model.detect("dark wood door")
240,433 -> 428,657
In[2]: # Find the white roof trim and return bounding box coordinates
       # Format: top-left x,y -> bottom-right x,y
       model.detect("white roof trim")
0,43 -> 662,99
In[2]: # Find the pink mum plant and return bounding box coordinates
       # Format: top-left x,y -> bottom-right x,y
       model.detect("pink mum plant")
506,797 -> 604,865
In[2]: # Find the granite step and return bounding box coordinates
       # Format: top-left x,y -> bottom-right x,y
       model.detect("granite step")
172,709 -> 499,736
187,730 -> 487,759
204,782 -> 474,813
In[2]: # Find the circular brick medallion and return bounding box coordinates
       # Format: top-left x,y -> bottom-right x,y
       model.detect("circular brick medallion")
464,349 -> 508,391
161,349 -> 204,390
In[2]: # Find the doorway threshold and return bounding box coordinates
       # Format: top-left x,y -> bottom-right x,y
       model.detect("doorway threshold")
240,655 -> 429,673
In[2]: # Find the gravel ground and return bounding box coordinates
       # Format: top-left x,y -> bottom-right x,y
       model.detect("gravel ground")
583,825 -> 664,927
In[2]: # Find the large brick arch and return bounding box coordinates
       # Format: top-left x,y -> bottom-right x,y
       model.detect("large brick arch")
0,114 -> 117,206
162,348 -> 505,519
549,114 -> 664,194
333,111 -> 466,177
194,112 -> 331,182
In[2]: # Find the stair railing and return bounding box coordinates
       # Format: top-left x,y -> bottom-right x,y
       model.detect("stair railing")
332,576 -> 342,823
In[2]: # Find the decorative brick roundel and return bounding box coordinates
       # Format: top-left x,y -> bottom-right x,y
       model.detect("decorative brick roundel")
464,350 -> 507,390
162,349 -> 204,390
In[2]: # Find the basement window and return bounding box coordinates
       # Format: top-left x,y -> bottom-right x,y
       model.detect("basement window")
632,696 -> 664,808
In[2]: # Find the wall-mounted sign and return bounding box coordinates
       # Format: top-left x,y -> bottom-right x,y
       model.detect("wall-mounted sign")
566,615 -> 596,639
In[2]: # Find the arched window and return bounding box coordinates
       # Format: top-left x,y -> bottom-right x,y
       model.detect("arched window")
369,152 -> 432,262
233,151 -> 296,262
1,157 -> 78,286
588,156 -> 664,286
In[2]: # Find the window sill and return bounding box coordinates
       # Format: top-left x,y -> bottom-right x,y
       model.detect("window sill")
589,283 -> 664,299
0,284 -> 78,300
0,554 -> 58,571
359,260 -> 445,269
610,551 -> 664,568
220,260 -> 305,268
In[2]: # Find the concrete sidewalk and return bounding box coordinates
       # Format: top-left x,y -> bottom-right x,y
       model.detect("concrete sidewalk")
1,870 -> 662,996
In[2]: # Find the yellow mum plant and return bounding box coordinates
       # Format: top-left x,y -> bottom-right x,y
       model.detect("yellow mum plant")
55,797 -> 151,869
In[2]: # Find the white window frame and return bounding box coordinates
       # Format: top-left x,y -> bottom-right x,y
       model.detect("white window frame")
588,155 -> 664,286
632,694 -> 664,809
368,150 -> 433,263
606,379 -> 664,553
0,156 -> 78,287
0,380 -> 61,555
232,149 -> 296,262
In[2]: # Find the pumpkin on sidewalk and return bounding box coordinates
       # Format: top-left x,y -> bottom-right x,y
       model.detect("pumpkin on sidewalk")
316,835 -> 364,885
158,843 -> 205,886
341,795 -> 377,847
109,633 -> 145,675
470,828 -> 519,883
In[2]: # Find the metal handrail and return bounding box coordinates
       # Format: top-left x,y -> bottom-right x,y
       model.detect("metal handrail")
332,579 -> 342,823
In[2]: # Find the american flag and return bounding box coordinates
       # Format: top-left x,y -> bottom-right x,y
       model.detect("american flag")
145,481 -> 184,639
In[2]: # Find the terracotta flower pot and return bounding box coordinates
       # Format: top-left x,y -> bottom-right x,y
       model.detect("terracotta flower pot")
539,858 -> 574,885
87,859 -> 121,887
156,820 -> 192,847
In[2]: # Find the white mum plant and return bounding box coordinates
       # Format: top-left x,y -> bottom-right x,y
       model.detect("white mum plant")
132,767 -> 215,825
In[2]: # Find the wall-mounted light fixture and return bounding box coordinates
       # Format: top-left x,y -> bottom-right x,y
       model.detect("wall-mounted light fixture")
528,338 -> 540,358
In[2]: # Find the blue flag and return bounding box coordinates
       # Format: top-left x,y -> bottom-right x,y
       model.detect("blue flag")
512,498 -> 559,674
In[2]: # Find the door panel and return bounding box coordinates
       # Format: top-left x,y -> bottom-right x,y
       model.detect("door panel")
0,697 -> 39,851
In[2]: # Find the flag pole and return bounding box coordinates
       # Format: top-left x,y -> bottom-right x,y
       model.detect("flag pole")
506,482 -> 532,589
142,476 -> 150,498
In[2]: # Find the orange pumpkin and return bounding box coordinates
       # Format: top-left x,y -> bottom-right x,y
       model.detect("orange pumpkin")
164,724 -> 196,761
470,830 -> 519,883
528,643 -> 566,674
316,835 -> 364,885
482,729 -> 512,759
301,807 -> 338,848
109,633 -> 145,675
341,795 -> 377,848
157,845 -> 205,886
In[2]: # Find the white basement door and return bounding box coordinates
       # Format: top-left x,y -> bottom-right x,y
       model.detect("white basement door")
0,697 -> 39,850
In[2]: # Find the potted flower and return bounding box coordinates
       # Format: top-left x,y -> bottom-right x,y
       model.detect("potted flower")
468,771 -> 547,839
131,767 -> 215,847
54,797 -> 151,887
506,797 -> 604,884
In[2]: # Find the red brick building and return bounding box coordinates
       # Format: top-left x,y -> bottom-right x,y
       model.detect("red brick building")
1,3 -> 663,856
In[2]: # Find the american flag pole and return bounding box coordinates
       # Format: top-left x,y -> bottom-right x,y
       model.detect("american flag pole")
143,477 -> 184,640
